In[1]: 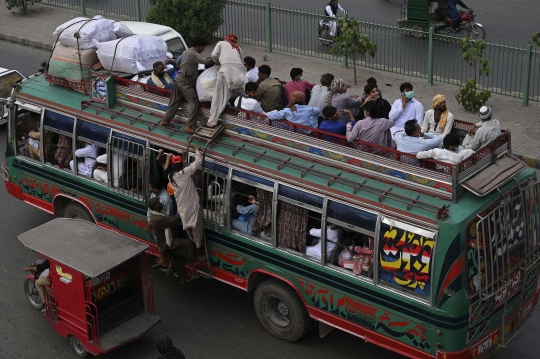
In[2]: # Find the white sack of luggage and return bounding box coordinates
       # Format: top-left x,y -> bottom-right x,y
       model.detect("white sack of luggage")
95,35 -> 167,74
53,17 -> 117,50
196,66 -> 220,102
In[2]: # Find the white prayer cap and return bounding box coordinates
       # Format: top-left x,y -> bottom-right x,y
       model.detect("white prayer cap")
479,106 -> 492,120
166,51 -> 173,59
96,154 -> 107,164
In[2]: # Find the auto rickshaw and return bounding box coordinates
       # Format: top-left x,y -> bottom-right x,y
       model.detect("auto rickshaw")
397,0 -> 485,40
18,218 -> 161,357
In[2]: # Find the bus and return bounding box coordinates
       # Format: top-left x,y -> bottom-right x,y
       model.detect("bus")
2,69 -> 539,359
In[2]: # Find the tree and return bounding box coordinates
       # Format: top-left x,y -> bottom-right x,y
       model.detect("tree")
146,0 -> 227,44
6,0 -> 41,15
533,33 -> 540,47
329,18 -> 377,85
455,38 -> 492,112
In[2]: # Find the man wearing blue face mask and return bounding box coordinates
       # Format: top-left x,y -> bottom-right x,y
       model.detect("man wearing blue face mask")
389,82 -> 425,139
284,67 -> 315,103
416,133 -> 475,164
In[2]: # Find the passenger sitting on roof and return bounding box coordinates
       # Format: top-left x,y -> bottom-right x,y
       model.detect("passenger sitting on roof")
417,133 -> 475,164
394,119 -> 443,155
69,142 -> 99,177
267,91 -> 320,128
146,61 -> 175,90
256,65 -> 284,112
326,78 -> 363,122
389,82 -> 425,138
346,100 -> 394,147
421,94 -> 454,139
232,195 -> 259,235
362,82 -> 391,120
305,224 -> 339,261
308,73 -> 334,113
93,153 -> 108,183
234,82 -> 266,115
284,67 -> 315,103
319,106 -> 355,136
462,106 -> 501,151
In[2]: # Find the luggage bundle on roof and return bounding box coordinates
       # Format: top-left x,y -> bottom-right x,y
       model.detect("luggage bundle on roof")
46,17 -> 166,94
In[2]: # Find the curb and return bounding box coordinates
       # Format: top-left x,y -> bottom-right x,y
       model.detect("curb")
1,31 -> 539,171
0,33 -> 53,52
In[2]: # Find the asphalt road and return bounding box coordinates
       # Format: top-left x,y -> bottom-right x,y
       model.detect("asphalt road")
2,41 -> 540,359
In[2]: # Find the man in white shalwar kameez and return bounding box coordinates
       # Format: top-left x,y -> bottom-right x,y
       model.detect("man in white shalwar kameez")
169,146 -> 205,252
462,106 -> 501,151
207,34 -> 247,127
69,143 -> 99,177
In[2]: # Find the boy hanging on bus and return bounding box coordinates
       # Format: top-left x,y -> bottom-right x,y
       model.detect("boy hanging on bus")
169,146 -> 206,258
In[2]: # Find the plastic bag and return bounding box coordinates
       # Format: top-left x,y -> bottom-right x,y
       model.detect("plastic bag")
113,22 -> 134,38
54,18 -> 116,50
338,248 -> 351,267
196,66 -> 220,102
95,34 -> 167,74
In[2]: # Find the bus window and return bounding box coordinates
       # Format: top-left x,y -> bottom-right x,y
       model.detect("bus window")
377,217 -> 436,298
110,132 -> 147,200
203,168 -> 229,229
15,106 -> 43,162
43,110 -> 74,169
230,179 -> 259,237
276,185 -> 323,256
74,120 -> 109,181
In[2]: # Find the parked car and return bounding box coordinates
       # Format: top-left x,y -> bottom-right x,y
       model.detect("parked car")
0,67 -> 24,125
119,21 -> 188,58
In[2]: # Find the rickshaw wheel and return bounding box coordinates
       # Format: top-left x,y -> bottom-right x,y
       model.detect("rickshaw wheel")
70,336 -> 89,358
24,278 -> 44,310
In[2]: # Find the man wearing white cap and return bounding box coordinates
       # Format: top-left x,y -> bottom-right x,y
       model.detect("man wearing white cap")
462,106 -> 501,151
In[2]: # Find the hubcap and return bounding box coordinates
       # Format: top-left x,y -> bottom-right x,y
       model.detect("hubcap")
264,296 -> 291,329
73,338 -> 85,354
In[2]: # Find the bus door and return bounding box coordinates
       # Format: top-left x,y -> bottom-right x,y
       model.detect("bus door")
467,179 -> 540,347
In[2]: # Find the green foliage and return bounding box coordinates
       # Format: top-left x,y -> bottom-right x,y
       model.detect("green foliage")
533,33 -> 540,47
456,38 -> 492,111
146,0 -> 227,44
330,18 -> 377,85
6,0 -> 41,15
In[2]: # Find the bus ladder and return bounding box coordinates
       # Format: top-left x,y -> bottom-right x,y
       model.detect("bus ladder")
186,124 -> 225,280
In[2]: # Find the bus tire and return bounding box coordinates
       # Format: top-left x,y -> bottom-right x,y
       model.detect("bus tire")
253,278 -> 312,342
64,202 -> 94,223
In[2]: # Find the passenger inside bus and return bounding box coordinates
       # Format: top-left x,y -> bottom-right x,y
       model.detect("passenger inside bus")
232,195 -> 259,234
15,111 -> 41,159
305,224 -> 340,261
92,153 -> 108,183
69,142 -> 99,177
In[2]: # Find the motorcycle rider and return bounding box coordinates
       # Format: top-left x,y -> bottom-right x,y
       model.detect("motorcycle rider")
323,0 -> 346,41
23,259 -> 50,310
446,0 -> 470,32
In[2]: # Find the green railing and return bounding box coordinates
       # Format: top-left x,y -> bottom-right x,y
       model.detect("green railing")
217,0 -> 540,105
39,0 -> 540,104
40,0 -> 148,21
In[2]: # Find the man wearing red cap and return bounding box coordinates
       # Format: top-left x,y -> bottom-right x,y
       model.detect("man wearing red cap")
168,146 -> 205,255
207,34 -> 248,128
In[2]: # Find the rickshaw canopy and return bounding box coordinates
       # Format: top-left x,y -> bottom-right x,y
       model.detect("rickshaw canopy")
17,218 -> 149,278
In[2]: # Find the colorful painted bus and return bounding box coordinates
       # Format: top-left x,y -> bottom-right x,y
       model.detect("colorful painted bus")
2,70 -> 540,359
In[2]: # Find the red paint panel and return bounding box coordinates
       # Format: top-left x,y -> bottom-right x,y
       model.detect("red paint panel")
307,306 -> 434,359
436,257 -> 463,304
5,181 -> 23,200
22,194 -> 54,213
212,267 -> 248,290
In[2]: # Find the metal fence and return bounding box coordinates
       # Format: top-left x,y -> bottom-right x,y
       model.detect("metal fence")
216,0 -> 540,104
41,0 -> 148,21
40,0 -> 540,104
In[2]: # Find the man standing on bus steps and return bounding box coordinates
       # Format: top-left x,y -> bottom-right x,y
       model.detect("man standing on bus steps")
148,197 -> 200,283
160,37 -> 214,133
169,146 -> 206,258
147,178 -> 175,233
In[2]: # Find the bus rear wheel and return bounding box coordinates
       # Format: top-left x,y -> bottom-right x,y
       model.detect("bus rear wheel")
64,202 -> 94,223
253,278 -> 312,342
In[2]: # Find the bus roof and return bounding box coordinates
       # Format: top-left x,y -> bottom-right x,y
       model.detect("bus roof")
16,74 -> 531,224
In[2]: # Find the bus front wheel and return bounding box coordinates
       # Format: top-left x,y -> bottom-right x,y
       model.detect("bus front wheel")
64,202 -> 95,223
253,278 -> 313,342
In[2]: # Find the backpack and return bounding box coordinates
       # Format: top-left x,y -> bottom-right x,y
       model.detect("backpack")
274,77 -> 289,107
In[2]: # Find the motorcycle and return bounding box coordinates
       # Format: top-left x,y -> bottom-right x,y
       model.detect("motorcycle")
318,21 -> 341,46
439,9 -> 485,40
23,258 -> 46,310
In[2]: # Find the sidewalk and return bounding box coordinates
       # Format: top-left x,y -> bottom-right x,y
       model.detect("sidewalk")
2,2 -> 540,167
